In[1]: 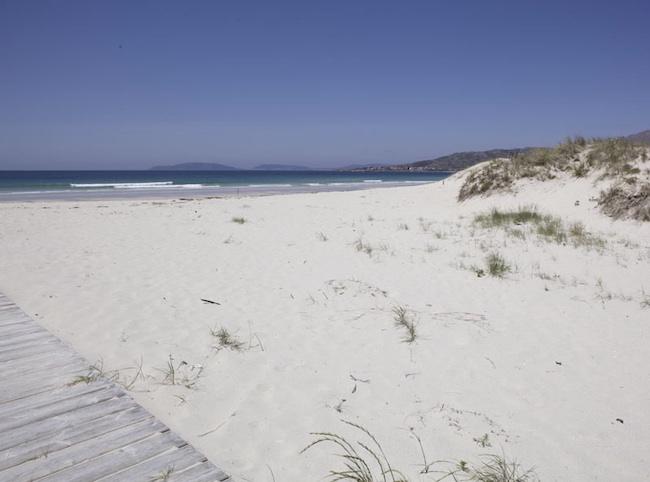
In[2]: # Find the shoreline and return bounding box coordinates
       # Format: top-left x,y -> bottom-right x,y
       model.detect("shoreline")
0,179 -> 441,203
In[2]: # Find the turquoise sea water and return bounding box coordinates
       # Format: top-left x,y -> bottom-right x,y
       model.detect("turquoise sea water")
0,170 -> 450,201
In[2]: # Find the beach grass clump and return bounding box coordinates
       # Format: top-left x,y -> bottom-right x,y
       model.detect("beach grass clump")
474,207 -> 542,228
474,207 -> 605,247
69,360 -> 117,386
355,237 -> 374,256
303,421 -> 537,482
597,181 -> 650,221
301,420 -> 408,482
586,137 -> 646,176
441,454 -> 537,482
458,136 -> 647,204
210,327 -> 245,351
158,354 -> 203,389
535,216 -> 566,243
231,216 -> 247,224
392,306 -> 417,343
486,252 -> 510,278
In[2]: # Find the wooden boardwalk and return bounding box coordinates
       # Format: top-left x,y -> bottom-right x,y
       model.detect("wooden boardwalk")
0,292 -> 231,482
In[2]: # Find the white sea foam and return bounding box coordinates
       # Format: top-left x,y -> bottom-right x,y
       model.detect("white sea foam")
363,179 -> 383,183
70,182 -> 175,189
247,184 -> 292,188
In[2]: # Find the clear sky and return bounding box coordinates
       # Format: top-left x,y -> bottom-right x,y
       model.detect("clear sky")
1,0 -> 648,170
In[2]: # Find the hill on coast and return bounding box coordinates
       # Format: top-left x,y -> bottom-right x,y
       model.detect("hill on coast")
359,148 -> 533,172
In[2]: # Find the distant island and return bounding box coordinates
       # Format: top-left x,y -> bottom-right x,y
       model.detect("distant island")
150,162 -> 239,171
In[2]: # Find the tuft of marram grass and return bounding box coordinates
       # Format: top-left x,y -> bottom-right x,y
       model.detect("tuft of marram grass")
231,217 -> 247,224
439,454 -> 538,482
486,252 -> 510,278
303,421 -> 537,482
474,207 -> 605,248
392,306 -> 417,343
474,207 -> 542,228
210,327 -> 245,351
355,237 -> 374,256
301,420 -> 408,482
598,181 -> 650,222
157,354 -> 203,389
69,360 -> 117,386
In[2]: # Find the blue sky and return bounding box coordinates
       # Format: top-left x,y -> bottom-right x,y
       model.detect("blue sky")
1,0 -> 648,169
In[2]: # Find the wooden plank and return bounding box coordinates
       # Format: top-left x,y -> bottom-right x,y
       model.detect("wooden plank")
0,334 -> 60,355
0,354 -> 85,383
0,313 -> 32,326
0,358 -> 86,391
0,322 -> 45,338
0,370 -> 90,407
0,379 -> 113,419
0,418 -> 169,481
0,339 -> 67,363
170,462 -> 233,482
0,329 -> 54,348
0,407 -> 153,471
0,385 -> 124,432
0,396 -> 139,452
39,431 -> 187,482
98,444 -> 206,482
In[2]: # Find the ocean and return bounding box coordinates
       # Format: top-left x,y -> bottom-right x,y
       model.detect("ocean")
0,170 -> 451,201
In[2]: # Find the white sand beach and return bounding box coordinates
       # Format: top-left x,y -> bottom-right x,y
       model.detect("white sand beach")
1,168 -> 649,481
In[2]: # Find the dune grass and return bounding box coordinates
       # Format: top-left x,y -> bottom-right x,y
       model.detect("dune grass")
474,207 -> 605,248
302,421 -> 537,482
158,354 -> 203,389
69,360 -> 117,386
355,237 -> 374,256
439,455 -> 537,482
210,327 -> 245,351
485,252 -> 511,278
458,137 -> 647,202
598,181 -> 650,221
301,420 -> 408,482
231,216 -> 247,224
392,306 -> 417,343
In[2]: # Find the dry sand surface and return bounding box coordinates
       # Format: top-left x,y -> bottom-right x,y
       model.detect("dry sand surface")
1,170 -> 649,481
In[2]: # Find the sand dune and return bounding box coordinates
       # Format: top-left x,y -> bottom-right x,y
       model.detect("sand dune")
1,168 -> 648,481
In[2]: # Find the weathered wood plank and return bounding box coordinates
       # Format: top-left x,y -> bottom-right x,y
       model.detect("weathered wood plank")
0,407 -> 153,471
97,444 -> 206,482
0,334 -> 60,355
170,462 -> 233,482
0,340 -> 68,363
0,385 -> 124,432
0,351 -> 85,381
39,431 -> 187,482
0,322 -> 45,338
0,329 -> 53,348
0,313 -> 32,326
0,418 -> 169,481
0,361 -> 87,397
0,396 -> 139,452
0,379 -> 113,419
